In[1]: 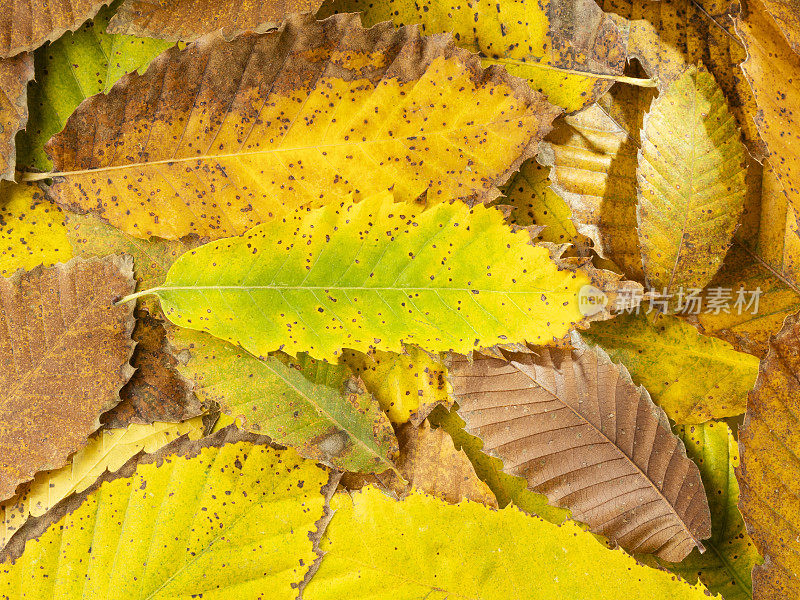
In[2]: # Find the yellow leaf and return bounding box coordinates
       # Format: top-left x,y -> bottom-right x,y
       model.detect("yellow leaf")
340,346 -> 451,424
638,64 -> 747,299
305,487 -> 715,599
585,311 -> 759,423
319,0 -> 629,113
738,311 -> 800,599
0,431 -> 335,599
43,13 -> 559,240
0,182 -> 71,276
0,419 -> 205,551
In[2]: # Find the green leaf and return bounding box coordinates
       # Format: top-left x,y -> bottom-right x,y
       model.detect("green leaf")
637,64 -> 747,299
585,311 -> 759,423
132,194 -> 630,361
170,327 -> 398,473
654,422 -> 761,600
0,429 -> 335,599
304,487 -> 714,599
16,3 -> 173,172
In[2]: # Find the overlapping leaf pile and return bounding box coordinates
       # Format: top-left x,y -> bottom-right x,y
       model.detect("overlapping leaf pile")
0,0 -> 796,597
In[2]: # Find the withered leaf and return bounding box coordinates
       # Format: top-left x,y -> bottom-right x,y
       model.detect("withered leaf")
102,308 -> 205,430
738,311 -> 800,599
0,0 -> 108,57
0,54 -> 33,181
342,421 -> 498,508
448,340 -> 711,561
46,13 -> 559,240
108,0 -> 322,41
0,256 -> 135,501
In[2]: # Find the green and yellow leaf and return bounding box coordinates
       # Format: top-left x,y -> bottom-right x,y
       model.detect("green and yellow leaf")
0,430 -> 335,599
304,487 -> 714,599
16,4 -> 173,172
0,418 -> 205,550
170,327 -> 398,473
637,65 -> 747,299
135,195 -> 633,361
585,311 -> 759,423
43,13 -> 559,240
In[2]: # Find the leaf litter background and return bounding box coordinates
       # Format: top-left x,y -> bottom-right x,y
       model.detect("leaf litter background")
0,0 -> 797,598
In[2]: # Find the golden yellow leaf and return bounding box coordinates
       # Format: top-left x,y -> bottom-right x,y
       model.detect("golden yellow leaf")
638,64 -> 747,299
0,419 -> 205,551
43,14 -> 559,240
0,183 -> 71,276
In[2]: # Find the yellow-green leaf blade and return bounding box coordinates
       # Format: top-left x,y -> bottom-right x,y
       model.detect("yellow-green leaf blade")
170,327 -> 398,473
638,65 -> 747,298
146,195 -> 626,361
585,311 -> 759,423
304,487 -> 714,599
0,431 -> 334,599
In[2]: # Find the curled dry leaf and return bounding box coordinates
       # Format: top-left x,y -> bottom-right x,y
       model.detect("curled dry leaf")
0,418 -> 205,551
0,0 -> 108,57
0,53 -> 33,181
46,13 -> 559,240
735,0 -> 800,207
603,0 -> 765,158
638,64 -> 747,301
738,311 -> 800,599
169,327 -> 399,473
538,82 -> 655,281
340,346 -> 451,425
0,256 -> 135,501
135,195 -> 633,362
447,340 -> 712,561
342,421 -> 497,507
305,488 -> 713,599
0,183 -> 71,276
102,308 -> 205,429
319,0 -> 627,112
109,0 -> 321,41
0,427 -> 339,599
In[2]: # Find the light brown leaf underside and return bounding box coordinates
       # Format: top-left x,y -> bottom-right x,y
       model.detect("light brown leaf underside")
0,256 -> 136,502
448,343 -> 711,561
45,13 -> 559,240
0,54 -> 33,181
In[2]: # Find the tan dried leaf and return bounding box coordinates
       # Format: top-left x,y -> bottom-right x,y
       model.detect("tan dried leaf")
448,341 -> 711,561
108,0 -> 321,41
0,54 -> 33,181
0,256 -> 136,501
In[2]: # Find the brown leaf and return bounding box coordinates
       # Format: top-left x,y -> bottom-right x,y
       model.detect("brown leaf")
0,256 -> 136,501
342,421 -> 498,508
45,13 -> 559,240
0,54 -> 33,181
0,0 -> 108,57
738,311 -> 800,599
447,340 -> 711,561
101,308 -> 205,429
108,0 -> 322,42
